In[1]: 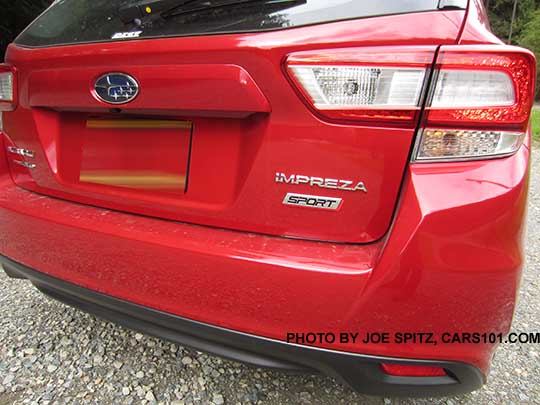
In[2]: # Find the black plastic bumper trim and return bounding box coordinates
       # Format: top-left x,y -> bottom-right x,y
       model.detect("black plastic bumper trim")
1,255 -> 485,396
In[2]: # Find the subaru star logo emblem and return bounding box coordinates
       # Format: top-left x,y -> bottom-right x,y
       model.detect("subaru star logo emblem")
94,73 -> 139,104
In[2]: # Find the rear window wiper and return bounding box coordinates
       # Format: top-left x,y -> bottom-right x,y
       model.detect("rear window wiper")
119,0 -> 304,24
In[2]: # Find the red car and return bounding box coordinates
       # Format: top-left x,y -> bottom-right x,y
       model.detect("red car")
0,0 -> 536,396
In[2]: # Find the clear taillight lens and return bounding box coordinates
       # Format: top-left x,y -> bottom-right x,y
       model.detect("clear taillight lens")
0,72 -> 13,100
431,70 -> 515,108
289,66 -> 426,108
415,129 -> 524,162
286,47 -> 436,124
0,65 -> 16,111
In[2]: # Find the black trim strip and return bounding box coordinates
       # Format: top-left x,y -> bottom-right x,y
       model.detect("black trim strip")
1,255 -> 484,396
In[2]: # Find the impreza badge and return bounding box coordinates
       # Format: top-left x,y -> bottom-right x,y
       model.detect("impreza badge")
275,173 -> 367,193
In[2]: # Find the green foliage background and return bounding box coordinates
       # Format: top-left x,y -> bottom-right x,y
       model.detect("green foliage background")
0,0 -> 539,98
487,0 -> 539,99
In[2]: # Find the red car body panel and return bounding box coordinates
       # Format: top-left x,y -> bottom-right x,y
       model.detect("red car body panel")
459,0 -> 502,46
0,0 -> 535,395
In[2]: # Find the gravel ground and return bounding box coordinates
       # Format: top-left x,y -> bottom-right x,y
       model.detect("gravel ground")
1,148 -> 539,405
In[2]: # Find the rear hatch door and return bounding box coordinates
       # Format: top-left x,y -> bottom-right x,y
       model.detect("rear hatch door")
3,0 -> 467,243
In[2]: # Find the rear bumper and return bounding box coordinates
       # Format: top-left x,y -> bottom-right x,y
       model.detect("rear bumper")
0,140 -> 530,395
2,255 -> 484,396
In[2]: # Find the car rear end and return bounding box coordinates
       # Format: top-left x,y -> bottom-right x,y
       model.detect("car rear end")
0,0 -> 535,396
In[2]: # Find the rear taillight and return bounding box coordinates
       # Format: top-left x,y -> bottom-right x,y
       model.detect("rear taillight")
286,47 -> 436,125
286,46 -> 536,162
416,45 -> 536,162
0,64 -> 16,112
426,46 -> 535,128
414,129 -> 524,161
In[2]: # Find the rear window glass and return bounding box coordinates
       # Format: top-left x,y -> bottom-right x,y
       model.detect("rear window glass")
16,0 -> 448,48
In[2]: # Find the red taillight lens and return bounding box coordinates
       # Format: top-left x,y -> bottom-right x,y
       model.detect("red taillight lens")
381,363 -> 447,377
0,64 -> 16,112
286,47 -> 436,125
426,46 -> 536,131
